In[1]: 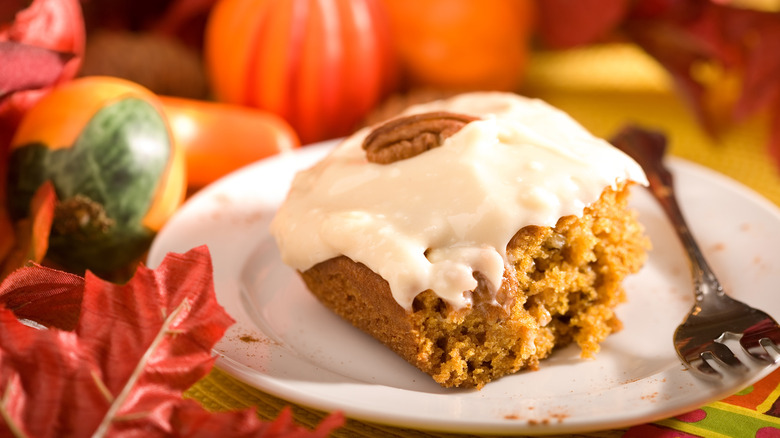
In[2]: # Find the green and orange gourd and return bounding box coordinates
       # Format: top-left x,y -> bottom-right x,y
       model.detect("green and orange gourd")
6,76 -> 186,276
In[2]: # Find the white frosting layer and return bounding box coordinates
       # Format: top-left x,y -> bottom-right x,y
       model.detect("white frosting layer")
270,92 -> 647,310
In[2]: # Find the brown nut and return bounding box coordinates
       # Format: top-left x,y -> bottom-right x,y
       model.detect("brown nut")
362,111 -> 479,164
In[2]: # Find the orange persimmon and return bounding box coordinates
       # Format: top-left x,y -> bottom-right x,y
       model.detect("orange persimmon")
160,96 -> 300,189
204,0 -> 397,144
381,0 -> 536,91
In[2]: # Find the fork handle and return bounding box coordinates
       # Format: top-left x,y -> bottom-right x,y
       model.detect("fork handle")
647,171 -> 724,302
610,126 -> 723,303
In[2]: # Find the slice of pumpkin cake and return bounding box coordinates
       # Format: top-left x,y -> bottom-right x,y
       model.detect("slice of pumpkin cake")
271,92 -> 649,388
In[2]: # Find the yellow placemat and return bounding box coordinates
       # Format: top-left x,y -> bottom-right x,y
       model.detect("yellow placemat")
186,43 -> 780,437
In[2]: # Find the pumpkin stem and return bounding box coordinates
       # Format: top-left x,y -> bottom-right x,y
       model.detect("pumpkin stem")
53,195 -> 114,241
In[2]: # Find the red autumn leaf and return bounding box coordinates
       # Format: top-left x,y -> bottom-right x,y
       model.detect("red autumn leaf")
0,246 -> 344,437
623,1 -> 780,141
0,246 -> 232,436
0,308 -> 77,437
0,41 -> 74,100
730,13 -> 780,120
0,262 -> 83,331
0,181 -> 57,279
0,209 -> 13,266
152,0 -> 218,48
768,97 -> 780,170
169,404 -> 344,438
0,1 -> 27,23
623,0 -> 780,151
0,0 -> 85,142
0,0 -> 85,123
0,0 -> 84,70
535,0 -> 780,170
70,246 -> 234,436
623,17 -> 720,134
535,0 -> 629,48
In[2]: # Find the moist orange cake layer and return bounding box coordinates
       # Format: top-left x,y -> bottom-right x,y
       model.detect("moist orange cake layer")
300,183 -> 647,388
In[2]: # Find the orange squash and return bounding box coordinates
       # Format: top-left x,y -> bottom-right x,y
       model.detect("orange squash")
204,0 -> 397,144
160,96 -> 300,189
381,0 -> 536,91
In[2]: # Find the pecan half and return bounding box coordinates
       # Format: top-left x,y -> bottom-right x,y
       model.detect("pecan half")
362,111 -> 479,164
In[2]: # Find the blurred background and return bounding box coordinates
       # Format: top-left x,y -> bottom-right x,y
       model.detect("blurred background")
3,2 -> 780,436
2,0 -> 780,283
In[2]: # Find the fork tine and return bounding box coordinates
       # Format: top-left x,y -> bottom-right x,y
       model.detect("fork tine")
742,338 -> 780,364
702,342 -> 748,372
707,342 -> 749,371
686,343 -> 748,378
742,338 -> 780,363
739,319 -> 780,363
757,339 -> 780,364
687,354 -> 721,379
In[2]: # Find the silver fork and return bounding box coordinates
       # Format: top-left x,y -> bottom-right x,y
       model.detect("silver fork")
611,126 -> 780,379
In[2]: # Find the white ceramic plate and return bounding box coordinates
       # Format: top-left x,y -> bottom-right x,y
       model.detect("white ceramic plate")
147,141 -> 780,435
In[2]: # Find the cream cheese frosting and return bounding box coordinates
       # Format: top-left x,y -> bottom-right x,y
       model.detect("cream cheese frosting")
270,92 -> 648,310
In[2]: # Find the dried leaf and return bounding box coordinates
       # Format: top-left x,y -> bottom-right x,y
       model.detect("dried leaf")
0,262 -> 83,330
0,0 -> 85,144
0,307 -> 77,437
535,0 -> 628,48
249,408 -> 344,438
0,181 -> 57,279
624,18 -> 722,134
0,246 -> 344,436
0,41 -> 74,100
731,13 -> 780,119
0,209 -> 13,265
535,0 -> 780,169
768,98 -> 780,169
0,0 -> 84,102
0,0 -> 85,57
170,404 -> 344,438
625,3 -> 776,133
153,0 -> 218,48
76,246 -> 234,436
0,247 -> 232,436
0,1 -> 28,23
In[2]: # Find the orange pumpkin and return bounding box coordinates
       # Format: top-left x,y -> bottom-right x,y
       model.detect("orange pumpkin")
381,0 -> 536,91
204,0 -> 397,144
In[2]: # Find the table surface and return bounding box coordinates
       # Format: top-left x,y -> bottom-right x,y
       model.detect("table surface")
183,44 -> 780,437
